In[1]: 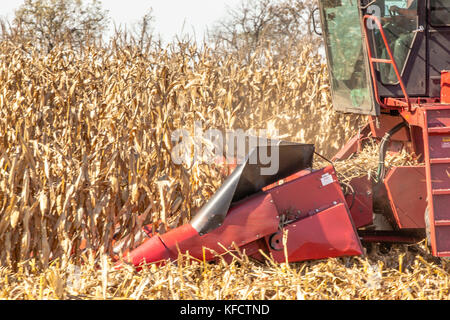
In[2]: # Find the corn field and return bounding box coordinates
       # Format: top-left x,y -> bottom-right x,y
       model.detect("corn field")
0,37 -> 448,300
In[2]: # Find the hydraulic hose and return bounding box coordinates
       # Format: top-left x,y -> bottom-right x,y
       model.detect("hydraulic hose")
376,121 -> 408,182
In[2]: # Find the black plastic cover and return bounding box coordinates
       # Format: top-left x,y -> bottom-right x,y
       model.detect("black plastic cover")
191,141 -> 315,235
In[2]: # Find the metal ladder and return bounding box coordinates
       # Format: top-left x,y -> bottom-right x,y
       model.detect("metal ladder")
423,106 -> 450,257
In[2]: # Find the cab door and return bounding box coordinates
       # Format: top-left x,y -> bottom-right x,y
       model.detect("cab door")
319,0 -> 379,115
318,0 -> 427,116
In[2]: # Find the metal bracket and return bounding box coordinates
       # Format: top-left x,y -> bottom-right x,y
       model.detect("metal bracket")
413,25 -> 425,33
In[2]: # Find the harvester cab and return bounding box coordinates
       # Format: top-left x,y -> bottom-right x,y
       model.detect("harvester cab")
117,0 -> 450,268
319,0 -> 450,258
320,0 -> 436,116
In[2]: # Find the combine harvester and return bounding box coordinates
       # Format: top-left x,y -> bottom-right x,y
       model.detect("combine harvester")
119,0 -> 450,267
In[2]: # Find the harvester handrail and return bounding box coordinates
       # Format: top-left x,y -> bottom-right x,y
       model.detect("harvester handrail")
362,14 -> 412,112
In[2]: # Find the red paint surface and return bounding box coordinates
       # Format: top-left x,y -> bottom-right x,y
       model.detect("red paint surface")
385,166 -> 427,229
442,71 -> 450,104
267,203 -> 363,262
346,177 -> 373,228
124,193 -> 280,267
369,114 -> 410,141
265,166 -> 363,263
122,166 -> 364,268
423,107 -> 450,257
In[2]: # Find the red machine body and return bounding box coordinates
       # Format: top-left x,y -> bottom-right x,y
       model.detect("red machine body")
442,71 -> 450,104
384,166 -> 427,229
121,167 -> 363,267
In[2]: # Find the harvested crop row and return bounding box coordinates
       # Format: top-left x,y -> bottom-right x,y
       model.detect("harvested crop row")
316,138 -> 422,184
0,242 -> 448,300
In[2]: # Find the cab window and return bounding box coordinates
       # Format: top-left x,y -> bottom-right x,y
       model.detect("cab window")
371,0 -> 418,84
430,0 -> 450,26
321,0 -> 372,112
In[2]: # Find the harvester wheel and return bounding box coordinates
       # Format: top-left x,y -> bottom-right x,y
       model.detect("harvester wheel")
268,232 -> 283,251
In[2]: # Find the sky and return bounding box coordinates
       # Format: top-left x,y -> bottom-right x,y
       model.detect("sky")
0,0 -> 243,42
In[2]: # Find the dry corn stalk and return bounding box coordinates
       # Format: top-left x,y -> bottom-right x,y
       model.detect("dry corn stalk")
0,38 -> 365,269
